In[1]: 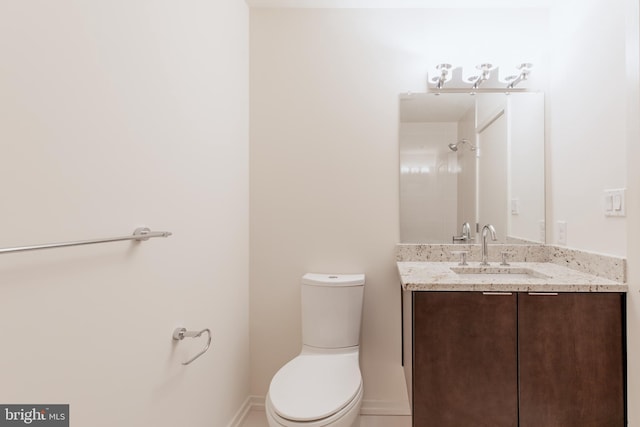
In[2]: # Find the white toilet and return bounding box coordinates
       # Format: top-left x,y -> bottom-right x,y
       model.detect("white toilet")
265,273 -> 365,427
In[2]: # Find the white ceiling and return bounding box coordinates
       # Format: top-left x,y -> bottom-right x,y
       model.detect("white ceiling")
247,0 -> 553,8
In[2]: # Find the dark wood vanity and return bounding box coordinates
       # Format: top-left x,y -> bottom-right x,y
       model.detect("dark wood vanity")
403,290 -> 626,427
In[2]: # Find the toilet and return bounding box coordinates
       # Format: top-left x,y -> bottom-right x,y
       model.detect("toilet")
265,273 -> 365,427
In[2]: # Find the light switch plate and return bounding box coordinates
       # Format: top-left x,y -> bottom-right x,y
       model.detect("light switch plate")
604,189 -> 626,217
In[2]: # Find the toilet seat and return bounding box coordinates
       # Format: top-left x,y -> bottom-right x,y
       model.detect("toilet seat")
268,349 -> 361,422
266,383 -> 363,427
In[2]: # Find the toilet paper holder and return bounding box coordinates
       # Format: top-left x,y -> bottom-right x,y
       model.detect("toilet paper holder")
172,327 -> 212,365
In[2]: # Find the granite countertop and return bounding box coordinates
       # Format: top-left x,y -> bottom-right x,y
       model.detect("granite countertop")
397,261 -> 628,293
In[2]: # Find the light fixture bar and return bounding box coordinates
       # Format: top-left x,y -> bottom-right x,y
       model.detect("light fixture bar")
426,63 -> 533,94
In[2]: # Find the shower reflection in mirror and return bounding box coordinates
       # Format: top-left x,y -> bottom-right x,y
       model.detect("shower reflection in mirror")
399,92 -> 545,245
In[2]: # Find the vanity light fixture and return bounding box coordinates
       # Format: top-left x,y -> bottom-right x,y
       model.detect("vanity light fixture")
505,63 -> 533,89
430,63 -> 452,91
470,63 -> 494,90
427,63 -> 533,94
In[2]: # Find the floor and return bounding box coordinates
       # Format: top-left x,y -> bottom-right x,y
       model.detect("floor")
241,409 -> 412,427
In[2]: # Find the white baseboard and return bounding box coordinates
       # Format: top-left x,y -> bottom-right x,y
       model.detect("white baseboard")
226,396 -> 256,427
247,395 -> 266,411
231,395 -> 411,421
360,399 -> 411,416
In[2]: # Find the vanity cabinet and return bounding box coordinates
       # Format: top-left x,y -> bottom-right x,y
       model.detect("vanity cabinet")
405,291 -> 625,427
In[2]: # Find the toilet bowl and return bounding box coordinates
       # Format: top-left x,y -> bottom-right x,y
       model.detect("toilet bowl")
265,273 -> 365,427
265,348 -> 363,427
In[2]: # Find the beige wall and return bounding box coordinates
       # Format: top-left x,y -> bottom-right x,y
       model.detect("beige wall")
547,0 -> 627,256
250,7 -> 549,409
0,1 -> 249,426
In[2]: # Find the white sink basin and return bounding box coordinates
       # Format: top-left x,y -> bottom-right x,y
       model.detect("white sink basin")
450,266 -> 551,280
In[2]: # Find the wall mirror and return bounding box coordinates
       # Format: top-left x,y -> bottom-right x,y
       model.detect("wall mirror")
399,92 -> 545,244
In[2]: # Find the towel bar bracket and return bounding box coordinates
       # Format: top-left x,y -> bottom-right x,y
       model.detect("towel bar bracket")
133,227 -> 152,241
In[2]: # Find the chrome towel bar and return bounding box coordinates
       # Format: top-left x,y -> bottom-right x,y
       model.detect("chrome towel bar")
0,227 -> 172,255
172,327 -> 212,365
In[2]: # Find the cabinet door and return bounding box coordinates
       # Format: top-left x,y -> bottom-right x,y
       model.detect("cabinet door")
413,292 -> 518,427
518,292 -> 625,427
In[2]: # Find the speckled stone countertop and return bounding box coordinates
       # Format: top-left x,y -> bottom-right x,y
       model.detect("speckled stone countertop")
396,243 -> 627,284
397,261 -> 627,292
396,244 -> 628,292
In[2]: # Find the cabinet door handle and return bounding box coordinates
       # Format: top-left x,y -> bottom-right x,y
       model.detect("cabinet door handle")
528,292 -> 559,296
482,292 -> 513,296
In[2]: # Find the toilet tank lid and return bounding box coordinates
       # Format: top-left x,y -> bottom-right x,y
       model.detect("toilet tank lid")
302,273 -> 365,287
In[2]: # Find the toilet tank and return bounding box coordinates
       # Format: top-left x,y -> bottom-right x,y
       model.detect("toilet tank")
301,273 -> 365,349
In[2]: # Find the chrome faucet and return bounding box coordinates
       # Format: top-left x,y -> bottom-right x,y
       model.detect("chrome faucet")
453,222 -> 472,243
462,222 -> 471,241
480,224 -> 497,266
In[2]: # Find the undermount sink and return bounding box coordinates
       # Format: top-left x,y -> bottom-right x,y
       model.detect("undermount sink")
450,266 -> 551,280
